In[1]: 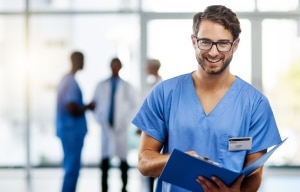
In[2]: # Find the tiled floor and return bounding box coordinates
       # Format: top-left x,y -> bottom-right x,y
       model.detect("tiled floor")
0,167 -> 300,192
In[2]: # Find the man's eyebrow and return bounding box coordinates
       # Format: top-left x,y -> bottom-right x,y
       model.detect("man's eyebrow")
197,38 -> 232,42
217,39 -> 232,42
197,38 -> 211,40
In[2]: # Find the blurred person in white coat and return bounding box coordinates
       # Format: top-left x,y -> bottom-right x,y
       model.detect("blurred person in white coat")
92,57 -> 137,192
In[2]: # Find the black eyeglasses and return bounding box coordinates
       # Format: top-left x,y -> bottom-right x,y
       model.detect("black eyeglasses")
195,37 -> 235,52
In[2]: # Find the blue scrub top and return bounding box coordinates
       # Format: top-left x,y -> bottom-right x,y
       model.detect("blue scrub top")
132,72 -> 281,192
56,74 -> 87,139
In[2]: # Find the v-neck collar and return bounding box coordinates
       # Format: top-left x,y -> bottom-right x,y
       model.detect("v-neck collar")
188,73 -> 239,117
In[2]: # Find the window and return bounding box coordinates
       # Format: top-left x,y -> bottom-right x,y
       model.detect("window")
262,19 -> 300,165
29,0 -> 139,11
143,0 -> 255,12
0,0 -> 299,169
0,16 -> 26,166
0,0 -> 24,11
257,0 -> 299,11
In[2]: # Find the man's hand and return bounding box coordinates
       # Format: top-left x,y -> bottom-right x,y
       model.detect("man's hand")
196,174 -> 244,192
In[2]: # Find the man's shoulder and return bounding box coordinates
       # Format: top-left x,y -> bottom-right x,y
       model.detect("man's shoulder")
162,72 -> 191,84
235,77 -> 263,94
61,73 -> 74,81
58,74 -> 76,88
235,77 -> 268,101
152,72 -> 192,95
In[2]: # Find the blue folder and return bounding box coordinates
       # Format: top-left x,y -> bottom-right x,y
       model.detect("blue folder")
159,138 -> 287,192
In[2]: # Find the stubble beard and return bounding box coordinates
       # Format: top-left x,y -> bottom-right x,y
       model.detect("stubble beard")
197,54 -> 233,75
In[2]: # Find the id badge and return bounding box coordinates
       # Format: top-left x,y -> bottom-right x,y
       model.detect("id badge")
228,137 -> 252,151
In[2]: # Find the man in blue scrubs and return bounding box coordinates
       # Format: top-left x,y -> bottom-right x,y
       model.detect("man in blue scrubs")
56,51 -> 95,192
132,5 -> 282,192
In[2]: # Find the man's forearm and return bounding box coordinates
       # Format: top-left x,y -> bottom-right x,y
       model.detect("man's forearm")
138,151 -> 169,177
240,167 -> 263,192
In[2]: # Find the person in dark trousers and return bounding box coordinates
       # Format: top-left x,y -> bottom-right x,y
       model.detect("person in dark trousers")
92,57 -> 137,192
56,51 -> 95,192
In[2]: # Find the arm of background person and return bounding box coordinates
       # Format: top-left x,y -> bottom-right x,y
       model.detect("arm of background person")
66,101 -> 95,116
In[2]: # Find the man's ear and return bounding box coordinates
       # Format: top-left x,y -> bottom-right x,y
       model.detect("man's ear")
191,34 -> 197,48
232,38 -> 240,53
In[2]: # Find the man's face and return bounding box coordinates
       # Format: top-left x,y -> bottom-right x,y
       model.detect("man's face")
75,57 -> 84,71
79,58 -> 84,70
192,20 -> 239,75
111,60 -> 122,76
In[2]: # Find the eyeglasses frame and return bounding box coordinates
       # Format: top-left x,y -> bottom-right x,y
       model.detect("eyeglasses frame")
193,36 -> 236,52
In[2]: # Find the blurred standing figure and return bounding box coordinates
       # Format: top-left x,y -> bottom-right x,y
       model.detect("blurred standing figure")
138,59 -> 162,192
144,59 -> 162,95
56,51 -> 95,192
92,57 -> 137,192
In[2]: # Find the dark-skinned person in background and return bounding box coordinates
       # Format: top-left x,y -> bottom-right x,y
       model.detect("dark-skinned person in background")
56,51 -> 95,192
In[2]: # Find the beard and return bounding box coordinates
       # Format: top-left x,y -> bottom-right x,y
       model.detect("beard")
196,53 -> 233,75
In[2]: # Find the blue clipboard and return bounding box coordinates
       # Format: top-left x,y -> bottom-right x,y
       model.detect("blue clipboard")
159,138 -> 287,192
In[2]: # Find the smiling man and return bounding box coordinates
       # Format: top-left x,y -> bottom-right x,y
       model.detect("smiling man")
132,5 -> 282,192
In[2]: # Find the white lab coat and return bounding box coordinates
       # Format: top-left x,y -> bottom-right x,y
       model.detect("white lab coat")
93,77 -> 137,160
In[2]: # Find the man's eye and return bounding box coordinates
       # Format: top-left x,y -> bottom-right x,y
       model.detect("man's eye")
218,42 -> 230,47
200,41 -> 211,45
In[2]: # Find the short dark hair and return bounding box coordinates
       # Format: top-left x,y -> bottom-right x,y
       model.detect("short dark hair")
70,51 -> 84,64
110,57 -> 122,67
192,5 -> 241,40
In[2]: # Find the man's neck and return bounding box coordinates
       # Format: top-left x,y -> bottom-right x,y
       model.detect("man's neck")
193,70 -> 235,91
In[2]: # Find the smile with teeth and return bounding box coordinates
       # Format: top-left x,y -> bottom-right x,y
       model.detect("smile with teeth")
207,58 -> 221,63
